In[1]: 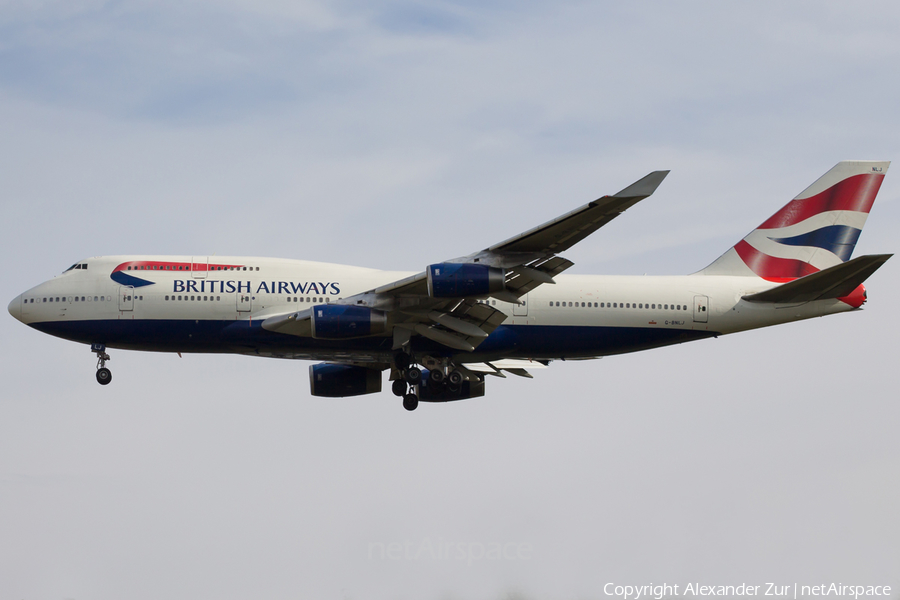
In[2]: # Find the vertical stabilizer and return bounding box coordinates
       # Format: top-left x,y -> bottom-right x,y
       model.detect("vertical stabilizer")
697,161 -> 889,279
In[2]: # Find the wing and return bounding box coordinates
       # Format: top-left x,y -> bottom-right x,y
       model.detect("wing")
263,170 -> 669,353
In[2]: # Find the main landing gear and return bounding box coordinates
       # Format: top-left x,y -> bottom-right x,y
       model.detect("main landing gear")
392,351 -> 462,411
391,373 -> 419,412
92,343 -> 112,385
393,351 -> 419,411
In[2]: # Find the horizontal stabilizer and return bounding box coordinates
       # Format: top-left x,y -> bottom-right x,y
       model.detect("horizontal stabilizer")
742,254 -> 892,304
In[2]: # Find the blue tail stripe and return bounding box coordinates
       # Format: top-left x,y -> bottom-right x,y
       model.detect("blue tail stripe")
769,225 -> 861,262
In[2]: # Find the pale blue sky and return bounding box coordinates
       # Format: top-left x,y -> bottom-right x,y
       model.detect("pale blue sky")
2,2 -> 899,599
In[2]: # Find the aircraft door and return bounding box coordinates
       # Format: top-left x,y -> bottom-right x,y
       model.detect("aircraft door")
237,293 -> 252,312
513,293 -> 528,316
119,286 -> 134,311
191,256 -> 208,279
693,295 -> 709,323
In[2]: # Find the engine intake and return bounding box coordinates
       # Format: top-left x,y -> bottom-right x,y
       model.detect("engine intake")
309,363 -> 382,397
427,263 -> 505,298
310,305 -> 387,339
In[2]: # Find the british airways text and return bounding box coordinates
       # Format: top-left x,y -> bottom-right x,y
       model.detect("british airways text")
173,280 -> 340,295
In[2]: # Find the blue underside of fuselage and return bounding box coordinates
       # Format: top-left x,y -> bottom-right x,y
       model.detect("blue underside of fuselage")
29,319 -> 718,361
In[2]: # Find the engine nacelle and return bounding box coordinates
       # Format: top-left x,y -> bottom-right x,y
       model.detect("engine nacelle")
310,305 -> 387,339
427,263 -> 505,298
418,371 -> 486,402
309,363 -> 382,397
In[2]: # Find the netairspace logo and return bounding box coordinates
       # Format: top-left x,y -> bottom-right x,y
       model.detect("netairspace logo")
603,583 -> 893,600
368,539 -> 532,566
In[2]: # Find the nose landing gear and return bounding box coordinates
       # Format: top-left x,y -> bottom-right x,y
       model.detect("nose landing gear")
92,343 -> 112,385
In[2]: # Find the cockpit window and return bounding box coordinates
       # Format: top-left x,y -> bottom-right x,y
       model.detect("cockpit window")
63,263 -> 89,273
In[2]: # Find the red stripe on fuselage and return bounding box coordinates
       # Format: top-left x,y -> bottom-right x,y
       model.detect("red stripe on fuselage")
112,261 -> 245,274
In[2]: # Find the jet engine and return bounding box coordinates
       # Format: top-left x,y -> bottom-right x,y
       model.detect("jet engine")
310,305 -> 387,339
426,263 -> 505,298
309,363 -> 383,397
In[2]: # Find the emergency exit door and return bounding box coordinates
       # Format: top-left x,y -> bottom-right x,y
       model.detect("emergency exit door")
693,295 -> 709,323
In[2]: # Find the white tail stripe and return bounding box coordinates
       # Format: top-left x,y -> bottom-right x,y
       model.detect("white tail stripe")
743,232 -> 844,271
751,210 -> 868,238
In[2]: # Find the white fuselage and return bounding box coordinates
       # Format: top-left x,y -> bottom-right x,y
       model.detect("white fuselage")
8,255 -> 860,363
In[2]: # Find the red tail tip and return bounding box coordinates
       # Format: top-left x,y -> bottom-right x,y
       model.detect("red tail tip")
839,284 -> 867,308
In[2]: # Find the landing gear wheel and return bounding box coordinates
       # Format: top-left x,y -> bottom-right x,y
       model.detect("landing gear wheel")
402,394 -> 419,411
448,370 -> 463,386
429,368 -> 445,384
392,379 -> 408,397
96,367 -> 112,385
92,344 -> 112,386
405,366 -> 422,385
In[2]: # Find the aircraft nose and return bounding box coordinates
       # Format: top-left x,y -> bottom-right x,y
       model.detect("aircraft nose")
8,294 -> 22,322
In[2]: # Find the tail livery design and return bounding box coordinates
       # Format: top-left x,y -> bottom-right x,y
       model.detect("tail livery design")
700,161 -> 889,280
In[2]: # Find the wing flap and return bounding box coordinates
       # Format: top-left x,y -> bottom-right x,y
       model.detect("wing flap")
504,256 -> 575,296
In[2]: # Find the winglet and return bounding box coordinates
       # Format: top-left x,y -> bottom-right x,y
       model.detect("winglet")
613,170 -> 670,199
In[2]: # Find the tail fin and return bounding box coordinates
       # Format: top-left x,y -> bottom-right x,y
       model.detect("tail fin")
698,161 -> 889,279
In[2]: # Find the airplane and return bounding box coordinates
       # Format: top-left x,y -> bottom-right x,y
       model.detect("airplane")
7,161 -> 892,411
